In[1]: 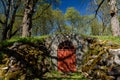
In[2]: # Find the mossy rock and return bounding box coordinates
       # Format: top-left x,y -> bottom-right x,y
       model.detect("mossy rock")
81,38 -> 120,80
0,41 -> 51,79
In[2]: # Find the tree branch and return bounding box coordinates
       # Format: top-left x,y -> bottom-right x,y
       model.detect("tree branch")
32,3 -> 52,20
5,0 -> 11,29
11,27 -> 21,38
95,0 -> 105,17
1,0 -> 6,14
8,0 -> 21,38
0,19 -> 4,24
9,0 -> 21,26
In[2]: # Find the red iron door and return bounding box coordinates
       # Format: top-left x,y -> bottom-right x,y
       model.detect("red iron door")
57,49 -> 76,72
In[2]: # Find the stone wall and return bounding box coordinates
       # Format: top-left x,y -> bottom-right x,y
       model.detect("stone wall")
45,34 -> 89,70
1,35 -> 120,79
46,34 -> 120,79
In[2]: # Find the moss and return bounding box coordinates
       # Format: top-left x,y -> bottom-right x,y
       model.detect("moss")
0,37 -> 51,79
81,38 -> 119,80
1,35 -> 120,79
93,70 -> 113,80
0,35 -> 49,47
4,71 -> 21,80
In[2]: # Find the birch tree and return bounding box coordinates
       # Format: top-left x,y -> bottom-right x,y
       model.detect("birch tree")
108,0 -> 120,36
21,0 -> 38,37
21,0 -> 59,37
89,0 -> 120,36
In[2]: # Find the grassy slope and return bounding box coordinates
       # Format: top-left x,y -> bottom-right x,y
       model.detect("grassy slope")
1,35 -> 120,46
0,35 -> 120,80
0,35 -> 49,47
0,35 -> 87,80
91,36 -> 120,44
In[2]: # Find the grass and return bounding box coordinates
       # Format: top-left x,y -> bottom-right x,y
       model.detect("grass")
1,35 -> 120,47
0,35 -> 49,47
43,71 -> 87,80
91,36 -> 120,44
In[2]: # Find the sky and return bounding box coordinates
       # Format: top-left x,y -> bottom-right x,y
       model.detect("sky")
58,0 -> 91,15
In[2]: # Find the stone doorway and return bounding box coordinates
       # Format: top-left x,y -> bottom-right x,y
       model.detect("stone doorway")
57,40 -> 76,72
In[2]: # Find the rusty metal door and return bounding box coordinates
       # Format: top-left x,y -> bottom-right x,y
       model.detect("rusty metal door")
57,48 -> 76,72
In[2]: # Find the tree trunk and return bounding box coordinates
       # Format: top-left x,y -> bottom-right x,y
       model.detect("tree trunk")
108,0 -> 120,36
22,3 -> 32,37
1,24 -> 8,40
22,0 -> 38,37
0,0 -> 21,40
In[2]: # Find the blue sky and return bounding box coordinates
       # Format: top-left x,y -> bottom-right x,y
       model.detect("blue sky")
58,0 -> 90,15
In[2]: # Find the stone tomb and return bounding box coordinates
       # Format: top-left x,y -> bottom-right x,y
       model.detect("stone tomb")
45,34 -> 88,72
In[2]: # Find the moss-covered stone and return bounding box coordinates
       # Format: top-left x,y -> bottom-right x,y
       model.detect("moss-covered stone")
0,40 -> 51,79
1,35 -> 120,80
81,38 -> 120,80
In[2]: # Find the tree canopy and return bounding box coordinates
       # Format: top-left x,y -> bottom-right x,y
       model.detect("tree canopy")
0,0 -> 120,41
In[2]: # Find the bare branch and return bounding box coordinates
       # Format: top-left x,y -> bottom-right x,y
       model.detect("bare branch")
1,0 -> 6,14
95,0 -> 105,17
11,27 -> 21,38
9,0 -> 21,25
5,0 -> 11,27
8,0 -> 21,37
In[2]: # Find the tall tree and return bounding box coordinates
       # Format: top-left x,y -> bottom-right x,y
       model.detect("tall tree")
88,0 -> 111,35
90,18 -> 102,35
32,6 -> 54,36
108,0 -> 120,36
65,7 -> 81,34
21,0 -> 59,37
90,0 -> 120,36
52,9 -> 65,33
21,0 -> 38,37
0,0 -> 21,40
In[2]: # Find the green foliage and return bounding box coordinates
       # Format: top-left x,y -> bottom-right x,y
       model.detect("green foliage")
90,18 -> 102,35
52,9 -> 65,33
65,7 -> 81,24
64,7 -> 81,33
77,15 -> 91,35
0,14 -> 5,23
32,4 -> 54,36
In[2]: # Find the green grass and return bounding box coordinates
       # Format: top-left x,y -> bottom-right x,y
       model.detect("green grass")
91,36 -> 120,44
1,35 -> 120,47
43,71 -> 87,80
0,35 -> 49,47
